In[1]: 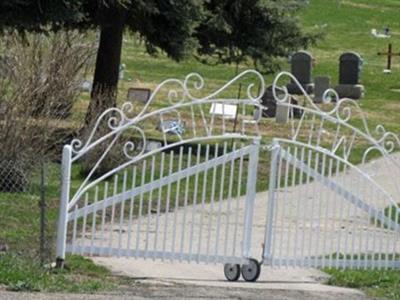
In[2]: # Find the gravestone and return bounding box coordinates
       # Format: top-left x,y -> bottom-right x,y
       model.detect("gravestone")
286,51 -> 314,95
314,76 -> 331,103
119,63 -> 126,80
254,85 -> 285,118
157,120 -> 185,135
127,88 -> 152,103
275,96 -> 303,124
254,85 -> 302,122
80,80 -> 92,92
339,52 -> 362,84
334,52 -> 364,99
145,140 -> 162,152
275,102 -> 289,124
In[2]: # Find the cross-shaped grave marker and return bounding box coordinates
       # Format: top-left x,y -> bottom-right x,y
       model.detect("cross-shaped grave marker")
377,43 -> 400,73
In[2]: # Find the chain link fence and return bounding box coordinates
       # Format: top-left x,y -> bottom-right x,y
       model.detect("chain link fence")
0,160 -> 30,193
0,157 -> 62,264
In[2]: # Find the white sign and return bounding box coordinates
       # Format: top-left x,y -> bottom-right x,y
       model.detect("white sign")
209,103 -> 237,119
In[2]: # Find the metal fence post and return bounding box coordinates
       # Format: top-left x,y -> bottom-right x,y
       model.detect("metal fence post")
242,138 -> 260,259
39,159 -> 48,265
56,145 -> 72,268
263,140 -> 280,262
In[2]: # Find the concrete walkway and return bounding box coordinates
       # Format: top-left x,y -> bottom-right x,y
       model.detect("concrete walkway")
81,152 -> 400,298
94,257 -> 362,295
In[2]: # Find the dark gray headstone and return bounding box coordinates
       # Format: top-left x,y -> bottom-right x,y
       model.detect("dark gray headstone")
339,52 -> 363,85
256,85 -> 287,118
259,86 -> 281,118
255,85 -> 302,120
290,51 -> 313,85
287,51 -> 314,94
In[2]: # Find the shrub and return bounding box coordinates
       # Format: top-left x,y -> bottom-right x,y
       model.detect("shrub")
0,30 -> 96,191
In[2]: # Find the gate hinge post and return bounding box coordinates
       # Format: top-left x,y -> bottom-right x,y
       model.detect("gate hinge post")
242,138 -> 261,258
55,145 -> 72,267
263,140 -> 280,261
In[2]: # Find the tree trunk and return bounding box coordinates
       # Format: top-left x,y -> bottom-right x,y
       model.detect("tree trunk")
85,9 -> 126,127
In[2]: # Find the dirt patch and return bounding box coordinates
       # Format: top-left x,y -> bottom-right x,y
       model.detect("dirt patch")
383,101 -> 400,111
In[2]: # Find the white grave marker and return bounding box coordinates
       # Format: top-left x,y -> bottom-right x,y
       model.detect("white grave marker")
209,103 -> 237,119
81,80 -> 92,92
145,140 -> 162,152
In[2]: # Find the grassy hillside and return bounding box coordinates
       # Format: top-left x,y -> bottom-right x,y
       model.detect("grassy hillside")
106,0 -> 400,134
300,0 -> 400,132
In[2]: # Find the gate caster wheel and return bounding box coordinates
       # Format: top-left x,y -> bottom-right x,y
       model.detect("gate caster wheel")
241,258 -> 261,282
224,263 -> 241,281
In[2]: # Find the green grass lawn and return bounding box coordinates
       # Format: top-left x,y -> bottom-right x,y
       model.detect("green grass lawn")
1,0 -> 400,295
326,268 -> 400,299
0,254 -> 133,293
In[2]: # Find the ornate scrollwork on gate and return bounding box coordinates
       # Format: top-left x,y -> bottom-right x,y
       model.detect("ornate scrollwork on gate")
272,71 -> 400,163
271,71 -> 400,202
68,70 -> 266,206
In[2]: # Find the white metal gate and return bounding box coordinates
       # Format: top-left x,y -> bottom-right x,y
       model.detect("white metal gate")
262,72 -> 400,270
55,70 -> 265,271
60,140 -> 261,265
56,70 -> 400,281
